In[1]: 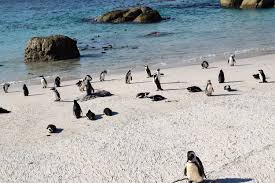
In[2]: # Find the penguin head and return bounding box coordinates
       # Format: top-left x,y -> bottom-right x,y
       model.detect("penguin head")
207,80 -> 211,84
258,69 -> 263,73
187,151 -> 196,162
73,100 -> 77,104
157,68 -> 160,72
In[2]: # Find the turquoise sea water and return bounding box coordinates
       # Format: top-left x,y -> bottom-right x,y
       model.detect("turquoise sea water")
0,0 -> 275,83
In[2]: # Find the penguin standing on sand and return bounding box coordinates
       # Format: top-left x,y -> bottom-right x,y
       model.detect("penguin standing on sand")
145,65 -> 152,78
125,70 -> 132,84
54,76 -> 61,87
153,74 -> 163,91
184,151 -> 206,183
205,80 -> 214,96
85,80 -> 94,95
201,61 -> 209,69
3,83 -> 10,93
50,87 -> 61,101
86,110 -> 96,120
258,69 -> 267,83
40,76 -> 47,88
73,100 -> 82,119
218,70 -> 225,83
228,54 -> 236,66
100,70 -> 107,81
23,84 -> 29,96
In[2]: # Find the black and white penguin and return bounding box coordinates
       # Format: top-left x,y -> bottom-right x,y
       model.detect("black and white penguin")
73,100 -> 82,119
149,95 -> 166,101
54,76 -> 61,87
205,80 -> 214,96
46,124 -> 57,133
156,68 -> 164,81
85,80 -> 94,96
50,87 -> 61,101
201,61 -> 209,69
187,86 -> 202,93
253,74 -> 260,79
136,92 -> 150,98
125,70 -> 132,84
258,69 -> 267,83
228,54 -> 236,66
218,69 -> 225,83
100,70 -> 108,81
103,108 -> 113,116
86,110 -> 96,120
145,65 -> 152,78
3,83 -> 10,93
224,85 -> 232,91
153,74 -> 163,91
23,84 -> 29,96
76,80 -> 85,92
40,75 -> 47,88
184,151 -> 206,183
0,107 -> 11,113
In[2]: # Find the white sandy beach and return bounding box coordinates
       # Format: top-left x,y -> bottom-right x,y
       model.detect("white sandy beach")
0,54 -> 275,183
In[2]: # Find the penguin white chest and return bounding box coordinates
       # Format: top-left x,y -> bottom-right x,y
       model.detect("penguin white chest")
259,73 -> 263,82
229,57 -> 234,66
41,79 -> 46,86
185,162 -> 203,183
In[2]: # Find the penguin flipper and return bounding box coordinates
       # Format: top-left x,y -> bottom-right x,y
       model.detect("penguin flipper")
184,166 -> 187,176
196,157 -> 206,178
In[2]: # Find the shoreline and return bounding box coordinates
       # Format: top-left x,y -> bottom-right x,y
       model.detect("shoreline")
2,52 -> 275,87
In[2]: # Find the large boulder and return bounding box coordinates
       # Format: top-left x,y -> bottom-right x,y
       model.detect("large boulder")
95,7 -> 163,23
220,0 -> 274,8
24,35 -> 80,63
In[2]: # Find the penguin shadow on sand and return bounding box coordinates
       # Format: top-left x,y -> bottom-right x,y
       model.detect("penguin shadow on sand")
205,178 -> 253,183
131,81 -> 152,84
212,93 -> 240,97
224,81 -> 244,84
29,93 -> 45,96
162,81 -> 186,85
163,87 -> 187,91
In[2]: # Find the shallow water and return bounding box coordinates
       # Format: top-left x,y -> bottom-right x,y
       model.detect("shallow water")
0,0 -> 275,84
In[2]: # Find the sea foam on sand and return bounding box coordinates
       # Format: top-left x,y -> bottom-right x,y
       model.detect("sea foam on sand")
0,54 -> 275,183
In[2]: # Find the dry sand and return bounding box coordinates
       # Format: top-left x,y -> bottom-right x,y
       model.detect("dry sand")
0,54 -> 275,183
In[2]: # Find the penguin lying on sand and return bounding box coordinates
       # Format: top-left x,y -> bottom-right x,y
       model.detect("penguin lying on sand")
104,108 -> 113,116
187,86 -> 202,93
86,110 -> 96,120
201,61 -> 209,69
47,124 -> 57,133
148,95 -> 166,101
0,107 -> 11,113
136,92 -> 150,98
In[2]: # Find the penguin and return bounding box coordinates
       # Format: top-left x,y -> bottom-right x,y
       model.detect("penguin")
149,95 -> 166,101
201,61 -> 209,69
253,74 -> 260,79
85,80 -> 94,96
218,70 -> 225,83
103,108 -> 113,116
3,83 -> 10,93
86,110 -> 96,120
40,76 -> 47,88
153,73 -> 163,91
76,80 -> 85,91
136,92 -> 150,99
145,65 -> 152,78
100,70 -> 108,81
258,69 -> 267,83
187,86 -> 202,93
46,124 -> 57,133
50,87 -> 61,101
184,151 -> 206,183
205,80 -> 214,96
228,54 -> 236,66
125,70 -> 132,84
23,84 -> 29,96
73,100 -> 82,119
156,68 -> 164,82
0,107 -> 11,113
54,76 -> 61,87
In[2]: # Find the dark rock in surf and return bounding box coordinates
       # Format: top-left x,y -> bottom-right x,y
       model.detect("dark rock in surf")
24,35 -> 80,63
95,7 -> 162,24
220,0 -> 274,8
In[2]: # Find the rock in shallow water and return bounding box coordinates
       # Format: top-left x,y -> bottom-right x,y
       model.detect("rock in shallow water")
24,35 -> 80,63
95,7 -> 163,23
220,0 -> 274,8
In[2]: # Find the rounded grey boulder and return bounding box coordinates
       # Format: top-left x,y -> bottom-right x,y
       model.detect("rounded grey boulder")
24,35 -> 80,63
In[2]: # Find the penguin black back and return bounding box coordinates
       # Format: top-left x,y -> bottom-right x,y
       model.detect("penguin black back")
46,124 -> 57,133
55,76 -> 61,87
103,108 -> 113,116
0,107 -> 11,113
187,86 -> 202,92
23,84 -> 29,96
201,61 -> 209,69
73,100 -> 82,119
86,110 -> 96,120
218,69 -> 225,83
